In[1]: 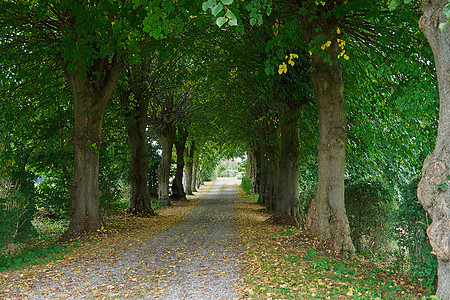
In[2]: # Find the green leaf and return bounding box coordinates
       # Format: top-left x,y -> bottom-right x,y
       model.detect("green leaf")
437,183 -> 447,191
388,0 -> 399,10
226,9 -> 236,20
212,3 -> 224,16
444,3 -> 450,18
203,0 -> 217,11
229,18 -> 238,26
221,0 -> 234,5
216,16 -> 227,27
439,21 -> 449,33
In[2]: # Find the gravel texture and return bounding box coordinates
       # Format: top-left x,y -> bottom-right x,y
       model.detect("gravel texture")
2,177 -> 243,300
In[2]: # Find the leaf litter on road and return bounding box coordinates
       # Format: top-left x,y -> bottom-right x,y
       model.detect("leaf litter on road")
1,178 -> 434,300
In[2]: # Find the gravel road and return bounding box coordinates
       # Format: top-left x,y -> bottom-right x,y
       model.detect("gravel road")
144,177 -> 243,299
2,177 -> 243,300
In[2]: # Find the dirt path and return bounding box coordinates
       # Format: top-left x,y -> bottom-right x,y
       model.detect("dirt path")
1,177 -> 243,300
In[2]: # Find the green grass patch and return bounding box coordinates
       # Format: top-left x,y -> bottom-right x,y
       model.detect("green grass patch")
0,243 -> 73,272
0,215 -> 73,272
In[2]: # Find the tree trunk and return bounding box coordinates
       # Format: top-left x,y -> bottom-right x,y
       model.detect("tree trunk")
171,129 -> 188,200
418,2 -> 450,298
192,159 -> 198,192
253,145 -> 262,195
157,123 -> 176,206
184,142 -> 195,195
64,59 -> 123,238
257,120 -> 279,209
259,142 -> 279,210
126,95 -> 155,216
246,145 -> 257,181
273,107 -> 301,226
302,16 -> 355,256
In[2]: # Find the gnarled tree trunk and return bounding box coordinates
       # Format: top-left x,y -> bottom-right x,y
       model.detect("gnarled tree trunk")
126,94 -> 155,216
171,128 -> 188,200
65,57 -> 123,238
302,11 -> 355,256
273,106 -> 301,226
418,1 -> 450,298
158,123 -> 176,206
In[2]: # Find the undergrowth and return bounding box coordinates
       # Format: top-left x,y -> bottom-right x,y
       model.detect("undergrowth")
240,175 -> 259,203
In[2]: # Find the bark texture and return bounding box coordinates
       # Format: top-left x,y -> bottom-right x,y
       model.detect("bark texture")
273,106 -> 301,226
171,129 -> 188,200
65,57 -> 123,238
302,9 -> 355,255
126,95 -> 155,216
418,2 -> 450,298
158,123 -> 176,206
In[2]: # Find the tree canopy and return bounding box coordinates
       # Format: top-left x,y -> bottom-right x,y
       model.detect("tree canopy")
1,0 -> 449,297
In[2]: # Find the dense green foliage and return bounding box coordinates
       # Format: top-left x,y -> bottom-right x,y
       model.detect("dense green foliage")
0,185 -> 36,251
344,181 -> 395,256
396,178 -> 437,289
0,0 -> 445,294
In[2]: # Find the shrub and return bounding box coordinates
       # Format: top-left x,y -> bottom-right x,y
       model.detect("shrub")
202,167 -> 216,181
240,175 -> 259,202
241,175 -> 253,195
0,179 -> 36,254
396,177 -> 437,289
36,176 -> 71,219
344,181 -> 395,257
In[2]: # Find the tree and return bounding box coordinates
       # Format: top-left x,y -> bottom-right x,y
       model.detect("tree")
184,141 -> 196,195
118,60 -> 156,216
417,0 -> 450,298
171,127 -> 188,200
0,0 -> 147,237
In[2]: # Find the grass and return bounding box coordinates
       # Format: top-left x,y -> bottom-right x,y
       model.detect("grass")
234,190 -> 436,299
0,217 -> 72,272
